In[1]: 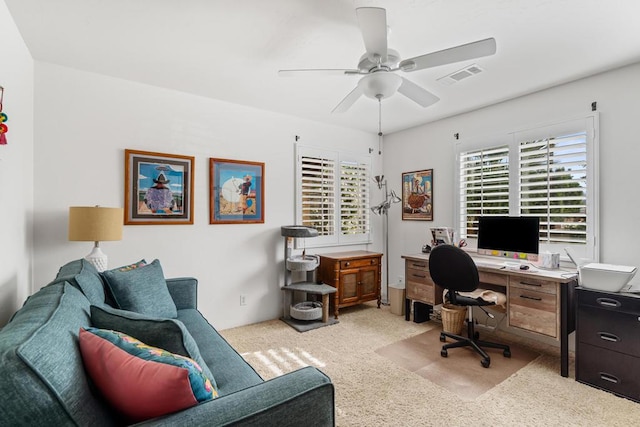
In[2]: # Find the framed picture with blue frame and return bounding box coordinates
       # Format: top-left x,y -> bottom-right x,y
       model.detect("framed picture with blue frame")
209,158 -> 264,224
124,149 -> 194,225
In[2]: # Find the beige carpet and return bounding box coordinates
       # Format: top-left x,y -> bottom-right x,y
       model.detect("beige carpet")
375,328 -> 539,401
221,302 -> 640,427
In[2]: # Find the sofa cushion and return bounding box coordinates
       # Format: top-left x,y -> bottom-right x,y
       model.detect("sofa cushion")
54,258 -> 106,306
176,308 -> 264,395
79,327 -> 216,423
0,282 -> 118,426
102,259 -> 177,318
90,304 -> 218,392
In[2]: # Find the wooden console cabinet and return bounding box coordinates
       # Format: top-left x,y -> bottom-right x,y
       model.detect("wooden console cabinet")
576,288 -> 640,402
317,251 -> 382,319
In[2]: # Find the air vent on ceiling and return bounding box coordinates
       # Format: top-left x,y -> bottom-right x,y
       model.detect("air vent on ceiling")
437,64 -> 484,86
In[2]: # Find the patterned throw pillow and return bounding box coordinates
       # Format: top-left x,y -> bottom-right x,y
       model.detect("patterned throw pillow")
101,259 -> 178,318
79,327 -> 217,423
90,304 -> 218,392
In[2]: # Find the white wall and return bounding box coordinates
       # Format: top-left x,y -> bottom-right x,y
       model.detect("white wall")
33,63 -> 380,330
0,1 -> 34,326
385,61 -> 640,290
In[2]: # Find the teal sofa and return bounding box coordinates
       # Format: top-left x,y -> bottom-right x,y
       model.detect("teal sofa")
0,259 -> 335,426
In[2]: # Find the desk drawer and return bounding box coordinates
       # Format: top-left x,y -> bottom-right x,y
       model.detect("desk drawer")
340,257 -> 378,269
578,289 -> 640,314
405,259 -> 428,271
577,305 -> 640,357
406,267 -> 432,285
479,271 -> 508,287
509,289 -> 557,337
510,276 -> 558,295
406,281 -> 435,305
576,342 -> 640,402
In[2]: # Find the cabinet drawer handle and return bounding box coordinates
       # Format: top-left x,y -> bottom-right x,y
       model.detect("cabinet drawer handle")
370,259 -> 375,264
519,281 -> 542,287
598,332 -> 620,343
519,294 -> 542,301
596,298 -> 621,308
345,262 -> 350,267
599,373 -> 620,384
411,262 -> 427,268
412,274 -> 427,279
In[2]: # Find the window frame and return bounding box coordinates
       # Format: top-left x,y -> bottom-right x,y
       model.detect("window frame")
295,144 -> 372,248
455,114 -> 599,262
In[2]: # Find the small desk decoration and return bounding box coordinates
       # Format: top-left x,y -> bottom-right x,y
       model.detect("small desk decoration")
402,169 -> 433,221
0,86 -> 8,145
124,149 -> 195,225
209,158 -> 264,224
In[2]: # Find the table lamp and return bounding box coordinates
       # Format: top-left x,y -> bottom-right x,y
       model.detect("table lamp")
68,206 -> 123,272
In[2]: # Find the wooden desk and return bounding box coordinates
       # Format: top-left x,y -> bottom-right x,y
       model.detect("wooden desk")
402,253 -> 578,377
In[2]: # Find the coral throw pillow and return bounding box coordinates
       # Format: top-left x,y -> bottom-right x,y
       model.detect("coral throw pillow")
78,327 -> 216,422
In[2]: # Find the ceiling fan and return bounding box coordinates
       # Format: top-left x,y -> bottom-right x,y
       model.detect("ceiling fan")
279,7 -> 496,113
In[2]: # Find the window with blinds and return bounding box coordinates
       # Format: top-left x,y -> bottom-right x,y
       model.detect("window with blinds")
519,132 -> 587,244
456,115 -> 598,261
459,145 -> 510,238
296,145 -> 371,246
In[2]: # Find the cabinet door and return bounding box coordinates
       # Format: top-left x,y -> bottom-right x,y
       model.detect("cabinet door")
359,265 -> 379,300
339,269 -> 360,304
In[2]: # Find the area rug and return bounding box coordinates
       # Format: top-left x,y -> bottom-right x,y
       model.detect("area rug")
375,328 -> 540,401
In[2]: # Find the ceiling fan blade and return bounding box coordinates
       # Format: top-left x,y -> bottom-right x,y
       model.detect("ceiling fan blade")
399,37 -> 496,72
278,69 -> 361,77
397,77 -> 440,107
332,86 -> 364,113
356,7 -> 388,63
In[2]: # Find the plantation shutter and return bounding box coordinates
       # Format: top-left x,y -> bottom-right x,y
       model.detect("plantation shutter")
296,145 -> 371,246
299,152 -> 336,237
519,131 -> 588,244
340,157 -> 370,238
459,145 -> 510,238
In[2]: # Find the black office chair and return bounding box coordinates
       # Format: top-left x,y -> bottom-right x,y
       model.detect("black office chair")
428,244 -> 511,368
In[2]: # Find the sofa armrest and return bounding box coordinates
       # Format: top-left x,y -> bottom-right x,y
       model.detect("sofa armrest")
137,366 -> 335,427
165,277 -> 198,310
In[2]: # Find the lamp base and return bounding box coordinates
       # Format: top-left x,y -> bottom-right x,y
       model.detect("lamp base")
85,245 -> 108,272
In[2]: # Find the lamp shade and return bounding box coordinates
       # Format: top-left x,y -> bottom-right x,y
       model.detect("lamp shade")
68,206 -> 123,242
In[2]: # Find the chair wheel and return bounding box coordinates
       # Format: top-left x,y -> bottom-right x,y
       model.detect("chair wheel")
503,349 -> 511,358
481,358 -> 490,368
439,333 -> 446,342
441,349 -> 448,358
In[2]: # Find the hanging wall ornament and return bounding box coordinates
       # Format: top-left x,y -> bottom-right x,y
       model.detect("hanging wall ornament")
0,87 -> 7,145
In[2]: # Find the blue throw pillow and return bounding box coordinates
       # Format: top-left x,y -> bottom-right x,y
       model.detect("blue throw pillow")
90,304 -> 217,392
101,259 -> 177,318
53,259 -> 107,306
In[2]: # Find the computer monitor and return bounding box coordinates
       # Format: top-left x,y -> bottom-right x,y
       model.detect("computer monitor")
477,216 -> 540,261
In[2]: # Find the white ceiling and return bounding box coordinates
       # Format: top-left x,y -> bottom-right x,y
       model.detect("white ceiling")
6,0 -> 640,134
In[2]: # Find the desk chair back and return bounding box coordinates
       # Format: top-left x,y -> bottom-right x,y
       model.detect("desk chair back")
428,244 -> 479,293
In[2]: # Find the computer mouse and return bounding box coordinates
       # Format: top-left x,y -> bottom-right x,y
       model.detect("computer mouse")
520,265 -> 530,270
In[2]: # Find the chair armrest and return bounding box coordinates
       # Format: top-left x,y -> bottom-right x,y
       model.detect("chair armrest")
165,277 -> 198,310
136,366 -> 335,427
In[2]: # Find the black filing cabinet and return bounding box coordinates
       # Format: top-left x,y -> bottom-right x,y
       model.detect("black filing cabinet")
576,288 -> 640,402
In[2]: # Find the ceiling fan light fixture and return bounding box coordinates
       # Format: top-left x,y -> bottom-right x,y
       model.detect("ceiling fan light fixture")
358,72 -> 402,100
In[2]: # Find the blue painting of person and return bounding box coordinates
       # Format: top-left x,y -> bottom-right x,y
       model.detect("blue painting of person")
145,173 -> 175,213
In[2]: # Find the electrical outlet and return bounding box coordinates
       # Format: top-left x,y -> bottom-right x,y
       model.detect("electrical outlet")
240,295 -> 247,306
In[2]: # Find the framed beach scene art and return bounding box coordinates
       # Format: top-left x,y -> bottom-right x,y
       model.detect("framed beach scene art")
209,158 -> 264,224
124,149 -> 195,225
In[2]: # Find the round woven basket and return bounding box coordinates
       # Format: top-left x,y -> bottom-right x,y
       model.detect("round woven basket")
290,301 -> 322,321
441,303 -> 467,335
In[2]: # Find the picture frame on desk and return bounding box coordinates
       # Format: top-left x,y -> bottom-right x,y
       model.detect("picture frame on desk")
402,169 -> 433,221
